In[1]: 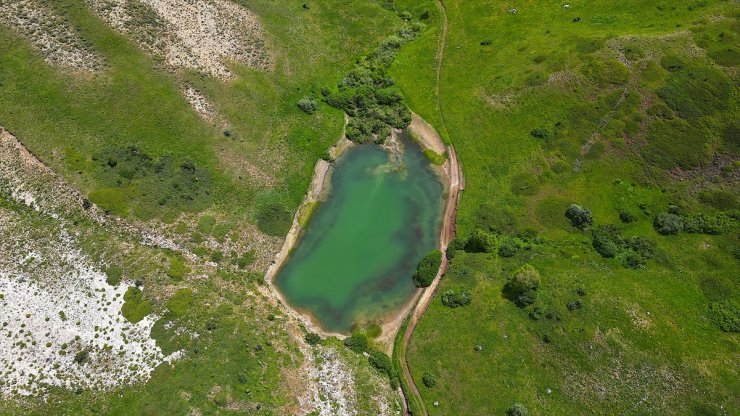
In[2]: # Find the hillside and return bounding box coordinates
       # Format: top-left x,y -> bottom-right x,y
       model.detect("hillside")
0,0 -> 738,415
393,0 -> 739,415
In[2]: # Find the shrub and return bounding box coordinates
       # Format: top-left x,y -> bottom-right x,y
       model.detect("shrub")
413,250 -> 442,287
256,203 -> 292,237
653,212 -> 683,235
441,290 -> 472,308
465,229 -> 496,253
105,265 -> 123,286
297,97 -> 318,114
422,372 -> 436,388
708,299 -> 739,332
628,236 -> 656,259
507,403 -> 529,416
73,349 -> 90,365
591,225 -> 626,258
530,127 -> 552,140
121,287 -> 152,323
304,332 -> 322,345
343,333 -> 368,353
618,210 -> 638,223
504,264 -> 540,308
498,238 -> 520,257
166,288 -> 194,316
565,204 -> 593,230
368,350 -> 392,375
446,238 -> 465,259
167,258 -> 190,281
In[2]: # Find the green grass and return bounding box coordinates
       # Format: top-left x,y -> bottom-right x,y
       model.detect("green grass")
393,0 -> 740,414
0,0 -> 401,224
423,149 -> 446,165
0,0 -> 406,413
298,201 -> 320,228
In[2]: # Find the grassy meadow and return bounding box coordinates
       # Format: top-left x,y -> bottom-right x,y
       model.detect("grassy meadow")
393,0 -> 739,414
0,0 -> 406,414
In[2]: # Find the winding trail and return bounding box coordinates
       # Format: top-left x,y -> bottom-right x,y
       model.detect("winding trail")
399,1 -> 458,414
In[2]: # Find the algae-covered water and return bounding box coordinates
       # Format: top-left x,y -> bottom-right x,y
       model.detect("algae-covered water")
274,133 -> 444,333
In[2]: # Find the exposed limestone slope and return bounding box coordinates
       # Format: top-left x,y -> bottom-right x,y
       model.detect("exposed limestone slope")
0,0 -> 104,71
86,0 -> 271,79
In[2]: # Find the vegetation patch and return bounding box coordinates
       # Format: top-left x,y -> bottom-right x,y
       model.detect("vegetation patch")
91,147 -> 213,219
324,23 -> 424,143
256,203 -> 292,237
121,287 -> 152,324
413,249 -> 442,287
166,289 -> 194,317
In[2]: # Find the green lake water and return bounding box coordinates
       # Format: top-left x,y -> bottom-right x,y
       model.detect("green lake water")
274,133 -> 444,333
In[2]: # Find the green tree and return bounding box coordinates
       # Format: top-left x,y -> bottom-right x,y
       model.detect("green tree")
343,333 -> 369,353
504,265 -> 540,308
465,229 -> 495,253
413,250 -> 442,287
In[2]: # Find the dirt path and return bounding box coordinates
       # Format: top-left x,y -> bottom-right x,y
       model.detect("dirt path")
435,0 -> 451,141
399,2 -> 455,414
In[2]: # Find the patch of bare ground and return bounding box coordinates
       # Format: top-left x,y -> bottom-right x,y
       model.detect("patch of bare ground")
182,83 -> 219,122
0,0 -> 105,71
86,0 -> 271,79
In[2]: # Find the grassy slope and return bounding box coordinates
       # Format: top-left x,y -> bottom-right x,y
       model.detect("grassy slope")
0,0 -> 402,414
0,0 -> 399,221
395,0 -> 739,414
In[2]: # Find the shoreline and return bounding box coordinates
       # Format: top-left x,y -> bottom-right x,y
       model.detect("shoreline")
264,113 -> 462,352
263,130 -> 354,340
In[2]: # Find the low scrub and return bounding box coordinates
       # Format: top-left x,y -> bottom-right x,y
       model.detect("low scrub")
121,287 -> 152,324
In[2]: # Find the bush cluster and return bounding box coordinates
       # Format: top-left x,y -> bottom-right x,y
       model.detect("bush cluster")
343,333 -> 368,353
708,299 -> 740,332
323,24 -> 423,143
368,350 -> 392,376
464,229 -> 496,253
565,204 -> 593,230
413,250 -> 442,287
91,147 -> 213,217
503,264 -> 540,308
441,290 -> 472,308
304,332 -> 322,345
654,211 -> 736,235
591,225 -> 656,268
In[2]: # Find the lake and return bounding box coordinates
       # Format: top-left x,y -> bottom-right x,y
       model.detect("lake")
274,133 -> 444,333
